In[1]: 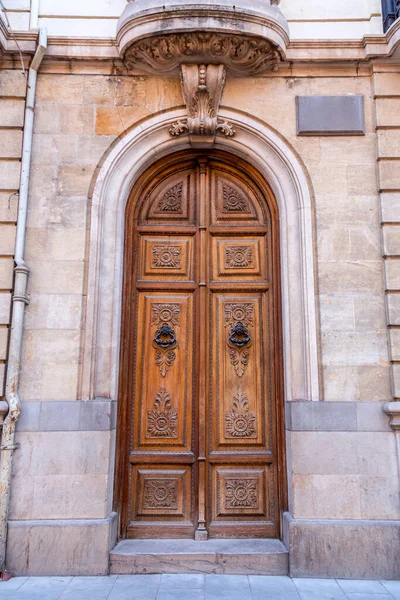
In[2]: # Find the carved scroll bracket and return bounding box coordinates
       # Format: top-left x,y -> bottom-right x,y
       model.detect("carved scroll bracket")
169,63 -> 235,148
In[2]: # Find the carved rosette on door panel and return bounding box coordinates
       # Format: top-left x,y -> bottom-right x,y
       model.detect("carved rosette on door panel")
225,391 -> 256,439
147,388 -> 178,439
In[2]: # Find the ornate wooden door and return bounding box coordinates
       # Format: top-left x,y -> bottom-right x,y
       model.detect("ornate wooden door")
117,153 -> 284,540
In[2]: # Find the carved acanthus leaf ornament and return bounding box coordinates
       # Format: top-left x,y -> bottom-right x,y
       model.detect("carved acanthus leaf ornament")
124,32 -> 280,76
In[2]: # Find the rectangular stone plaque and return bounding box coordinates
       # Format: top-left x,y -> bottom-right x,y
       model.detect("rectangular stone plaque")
296,95 -> 365,136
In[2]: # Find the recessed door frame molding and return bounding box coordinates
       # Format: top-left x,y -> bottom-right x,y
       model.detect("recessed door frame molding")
80,107 -> 320,520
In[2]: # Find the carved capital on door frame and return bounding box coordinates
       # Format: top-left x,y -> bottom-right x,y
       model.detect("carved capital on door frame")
169,63 -> 235,148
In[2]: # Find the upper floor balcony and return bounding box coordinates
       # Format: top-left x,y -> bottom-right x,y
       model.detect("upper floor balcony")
116,0 -> 289,75
382,0 -> 400,32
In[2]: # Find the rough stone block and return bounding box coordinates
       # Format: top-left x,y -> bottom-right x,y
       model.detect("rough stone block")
356,402 -> 392,432
0,160 -> 20,189
77,134 -> 116,166
292,474 -> 361,519
36,74 -> 84,104
27,195 -> 87,229
0,327 -> 8,360
27,260 -> 84,295
287,401 -> 357,431
374,72 -> 400,96
384,258 -> 400,289
296,95 -> 365,136
346,164 -> 377,195
285,513 -> 400,579
0,192 -> 18,222
391,363 -> 400,398
321,331 -> 388,366
379,160 -> 400,190
381,192 -> 400,222
376,98 -> 400,127
25,294 -> 82,330
6,513 -> 117,575
0,100 -> 24,127
25,228 -> 85,262
386,293 -> 400,325
0,70 -> 27,97
57,165 -> 95,196
59,105 -> 95,134
0,258 -> 13,289
378,130 -> 400,158
360,475 -> 400,520
0,293 -> 11,324
382,225 -> 400,256
0,363 -> 4,395
319,261 -> 383,294
0,130 -> 23,158
34,105 -> 60,134
83,76 -> 116,105
95,106 -> 123,135
40,364 -> 79,401
31,133 -> 78,166
389,328 -> 400,361
291,431 -> 397,476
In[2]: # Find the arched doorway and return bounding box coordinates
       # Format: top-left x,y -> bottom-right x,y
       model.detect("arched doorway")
115,150 -> 286,540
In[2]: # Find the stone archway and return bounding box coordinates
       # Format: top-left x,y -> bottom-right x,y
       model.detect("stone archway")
82,108 -> 319,410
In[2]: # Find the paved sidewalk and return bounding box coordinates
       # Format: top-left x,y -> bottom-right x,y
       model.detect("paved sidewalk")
0,575 -> 399,600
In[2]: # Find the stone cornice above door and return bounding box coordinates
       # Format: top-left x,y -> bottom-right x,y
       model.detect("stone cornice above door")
116,0 -> 289,76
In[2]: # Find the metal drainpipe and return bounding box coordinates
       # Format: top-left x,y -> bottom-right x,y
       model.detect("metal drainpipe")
0,27 -> 47,578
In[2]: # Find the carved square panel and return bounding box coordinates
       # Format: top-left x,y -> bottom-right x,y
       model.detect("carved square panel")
139,236 -> 194,281
133,467 -> 190,519
212,467 -> 270,519
212,237 -> 267,280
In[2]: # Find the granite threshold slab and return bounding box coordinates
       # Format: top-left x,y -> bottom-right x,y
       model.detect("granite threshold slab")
110,538 -> 288,575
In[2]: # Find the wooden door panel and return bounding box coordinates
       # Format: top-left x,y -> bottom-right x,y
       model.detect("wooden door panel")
210,169 -> 264,225
211,293 -> 271,450
138,235 -> 195,281
131,466 -> 192,519
141,167 -> 196,224
208,465 -> 275,536
132,292 -> 194,452
211,236 -> 267,281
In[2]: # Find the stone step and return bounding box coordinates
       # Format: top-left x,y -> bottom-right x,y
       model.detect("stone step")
109,538 -> 289,575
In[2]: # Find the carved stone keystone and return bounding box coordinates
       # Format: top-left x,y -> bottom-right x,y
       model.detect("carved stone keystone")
169,63 -> 235,148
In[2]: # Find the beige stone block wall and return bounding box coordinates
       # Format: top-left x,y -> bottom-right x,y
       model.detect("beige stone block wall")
10,431 -> 113,520
0,70 -> 26,397
374,69 -> 400,402
291,432 -> 400,520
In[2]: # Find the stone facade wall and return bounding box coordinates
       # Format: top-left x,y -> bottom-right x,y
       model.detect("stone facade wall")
2,62 -> 398,576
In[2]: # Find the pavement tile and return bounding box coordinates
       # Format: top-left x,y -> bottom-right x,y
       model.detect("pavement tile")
205,575 -> 252,600
19,576 -> 72,592
0,592 -> 61,600
0,577 -> 28,591
293,578 -> 347,600
159,574 -> 205,590
109,575 -> 160,600
157,589 -> 204,600
60,590 -> 111,600
381,581 -> 400,599
337,581 -> 390,595
346,595 -> 395,600
249,575 -> 301,599
66,576 -> 117,590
